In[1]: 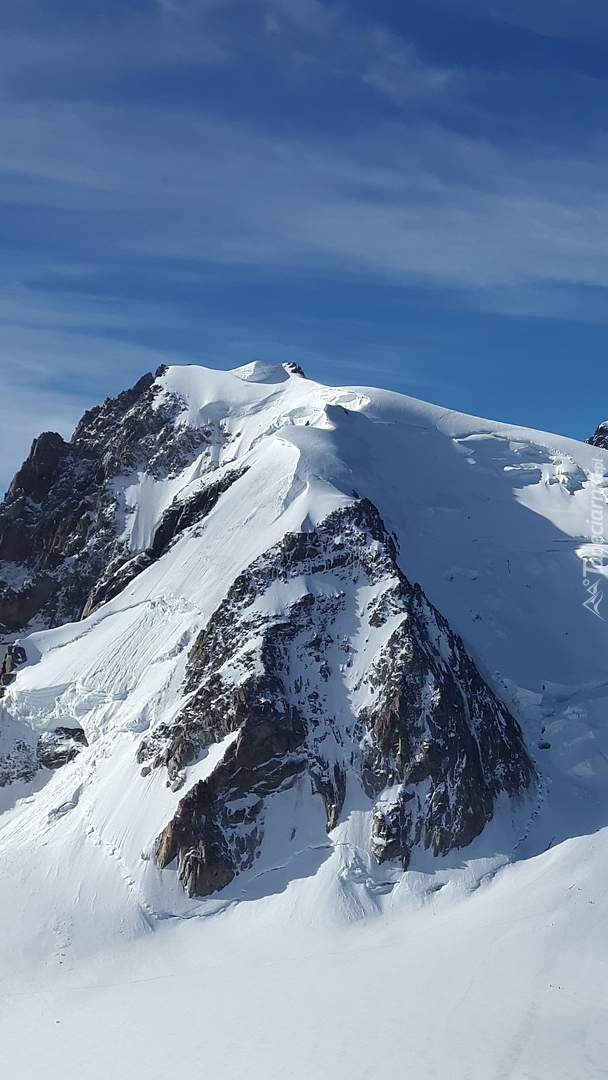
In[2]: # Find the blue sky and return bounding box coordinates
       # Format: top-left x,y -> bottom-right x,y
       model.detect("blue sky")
2,0 -> 608,491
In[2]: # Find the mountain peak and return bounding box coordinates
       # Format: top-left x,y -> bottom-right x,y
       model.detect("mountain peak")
231,360 -> 306,383
1,363 -> 607,921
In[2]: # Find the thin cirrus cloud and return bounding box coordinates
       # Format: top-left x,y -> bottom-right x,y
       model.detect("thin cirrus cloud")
1,6 -> 604,284
3,102 -> 606,289
423,0 -> 608,40
1,0 -> 608,488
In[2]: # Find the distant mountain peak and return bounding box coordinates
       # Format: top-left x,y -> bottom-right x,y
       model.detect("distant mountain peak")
586,421 -> 608,450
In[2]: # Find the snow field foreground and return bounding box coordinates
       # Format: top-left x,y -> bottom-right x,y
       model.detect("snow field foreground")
1,362 -> 608,1078
2,826 -> 607,1080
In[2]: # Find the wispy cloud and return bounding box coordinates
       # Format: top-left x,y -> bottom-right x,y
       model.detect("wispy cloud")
425,0 -> 608,41
1,0 -> 608,484
2,97 -> 607,289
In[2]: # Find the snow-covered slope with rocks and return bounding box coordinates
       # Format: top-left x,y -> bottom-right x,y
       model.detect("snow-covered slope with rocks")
1,361 -> 608,1079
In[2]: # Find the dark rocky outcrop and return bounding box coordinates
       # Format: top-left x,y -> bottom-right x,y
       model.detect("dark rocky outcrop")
0,643 -> 28,697
0,721 -> 88,788
37,727 -> 88,770
284,362 -> 306,378
0,733 -> 38,788
357,584 -> 531,864
0,367 -> 233,634
152,679 -> 306,896
587,422 -> 608,450
147,499 -> 534,896
5,432 -> 69,507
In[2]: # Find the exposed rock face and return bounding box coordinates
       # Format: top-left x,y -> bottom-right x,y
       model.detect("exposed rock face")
0,368 -> 235,633
0,643 -> 27,695
148,499 -> 533,896
587,422 -> 608,450
0,722 -> 88,787
284,362 -> 306,377
6,432 -> 69,506
0,725 -> 38,787
37,727 -> 88,770
358,588 -> 529,863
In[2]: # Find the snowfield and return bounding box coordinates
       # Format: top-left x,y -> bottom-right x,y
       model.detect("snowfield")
1,361 -> 607,1079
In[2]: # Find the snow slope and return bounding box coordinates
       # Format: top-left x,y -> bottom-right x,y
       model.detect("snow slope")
1,361 -> 607,1079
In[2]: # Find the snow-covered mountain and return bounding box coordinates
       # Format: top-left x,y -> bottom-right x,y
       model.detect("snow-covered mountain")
1,361 -> 608,1080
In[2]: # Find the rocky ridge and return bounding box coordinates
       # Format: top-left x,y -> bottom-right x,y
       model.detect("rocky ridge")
587,422 -> 608,451
0,367 -> 233,634
143,499 -> 533,897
